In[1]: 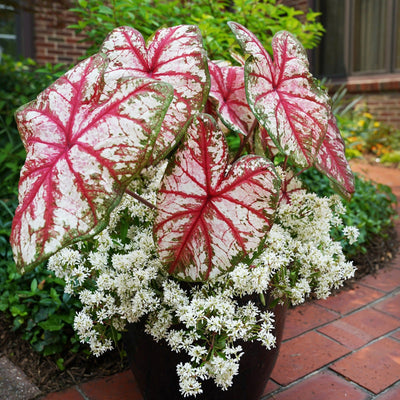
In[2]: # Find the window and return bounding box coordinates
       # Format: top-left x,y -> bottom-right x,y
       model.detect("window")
0,2 -> 33,60
313,0 -> 400,78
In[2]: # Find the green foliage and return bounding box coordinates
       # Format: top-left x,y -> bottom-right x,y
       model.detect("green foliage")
301,168 -> 398,258
0,261 -> 82,356
380,151 -> 400,165
69,0 -> 324,61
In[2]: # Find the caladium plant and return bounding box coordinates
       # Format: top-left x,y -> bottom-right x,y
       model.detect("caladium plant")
11,21 -> 361,398
11,21 -> 355,282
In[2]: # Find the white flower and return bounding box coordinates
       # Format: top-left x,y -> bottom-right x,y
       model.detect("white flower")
188,345 -> 208,364
176,363 -> 205,397
206,355 -> 240,390
343,226 -> 360,244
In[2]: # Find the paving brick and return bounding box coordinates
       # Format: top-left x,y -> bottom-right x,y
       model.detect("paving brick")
262,379 -> 280,396
330,337 -> 400,394
41,387 -> 85,400
282,303 -> 338,340
317,284 -> 385,315
0,356 -> 41,400
80,370 -> 143,400
391,329 -> 400,341
375,382 -> 400,400
270,331 -> 350,386
318,308 -> 399,349
359,267 -> 400,293
267,370 -> 370,400
374,292 -> 400,319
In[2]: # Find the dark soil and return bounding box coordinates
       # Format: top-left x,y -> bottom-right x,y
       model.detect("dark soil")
0,226 -> 398,397
0,315 -> 129,395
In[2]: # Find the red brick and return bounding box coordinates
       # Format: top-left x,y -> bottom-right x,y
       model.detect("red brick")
359,267 -> 400,292
330,338 -> 400,394
391,330 -> 400,340
271,331 -> 350,386
318,308 -> 399,349
317,284 -> 384,315
374,293 -> 400,319
375,382 -> 400,399
271,370 -> 370,400
80,370 -> 143,400
282,303 -> 338,340
263,379 -> 280,396
42,387 -> 85,400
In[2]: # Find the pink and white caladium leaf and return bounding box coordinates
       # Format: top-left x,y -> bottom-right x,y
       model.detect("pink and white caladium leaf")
208,61 -> 256,136
257,125 -> 280,160
315,113 -> 355,200
100,25 -> 210,164
228,22 -> 330,168
154,113 -> 280,281
278,169 -> 304,205
11,54 -> 173,272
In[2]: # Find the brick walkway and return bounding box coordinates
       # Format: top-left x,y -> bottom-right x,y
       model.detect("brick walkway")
2,162 -> 399,400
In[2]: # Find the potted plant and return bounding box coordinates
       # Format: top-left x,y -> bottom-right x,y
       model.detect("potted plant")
10,22 -> 358,399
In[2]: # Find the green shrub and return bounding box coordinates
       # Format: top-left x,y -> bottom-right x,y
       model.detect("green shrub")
69,0 -> 324,61
301,168 -> 398,258
0,262 -> 82,356
380,151 -> 400,165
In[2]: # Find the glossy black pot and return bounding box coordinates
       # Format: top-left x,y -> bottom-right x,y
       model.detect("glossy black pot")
124,295 -> 286,400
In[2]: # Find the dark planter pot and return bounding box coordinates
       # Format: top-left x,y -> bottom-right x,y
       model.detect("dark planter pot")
124,295 -> 286,400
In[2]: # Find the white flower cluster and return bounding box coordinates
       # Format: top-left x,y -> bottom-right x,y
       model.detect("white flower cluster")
47,166 -> 358,397
269,190 -> 358,303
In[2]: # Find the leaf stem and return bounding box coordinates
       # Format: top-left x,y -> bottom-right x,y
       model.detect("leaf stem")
125,189 -> 155,209
294,166 -> 310,178
282,155 -> 289,170
232,118 -> 259,162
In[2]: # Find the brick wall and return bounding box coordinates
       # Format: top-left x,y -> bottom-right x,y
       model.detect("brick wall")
363,92 -> 400,129
33,1 -> 90,65
282,0 -> 309,14
330,77 -> 400,130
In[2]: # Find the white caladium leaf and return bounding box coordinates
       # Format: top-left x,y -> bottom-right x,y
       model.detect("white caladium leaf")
154,114 -> 280,281
229,22 -> 330,168
11,55 -> 173,272
100,25 -> 210,163
315,114 -> 355,200
208,61 -> 255,136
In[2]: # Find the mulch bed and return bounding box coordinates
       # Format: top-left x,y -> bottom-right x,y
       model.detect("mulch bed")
0,226 -> 398,397
350,225 -> 399,280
